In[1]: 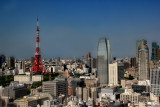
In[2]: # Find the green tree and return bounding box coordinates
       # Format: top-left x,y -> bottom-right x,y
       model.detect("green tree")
31,81 -> 42,89
0,75 -> 14,87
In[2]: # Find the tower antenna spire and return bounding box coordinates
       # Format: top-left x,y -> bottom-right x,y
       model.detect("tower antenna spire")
31,17 -> 46,74
37,16 -> 39,31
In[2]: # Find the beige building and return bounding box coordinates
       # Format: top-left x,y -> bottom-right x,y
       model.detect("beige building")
14,94 -> 49,107
83,87 -> 90,102
91,87 -> 98,102
138,44 -> 149,80
85,78 -> 99,87
120,89 -> 140,103
109,62 -> 118,86
42,77 -> 68,98
150,92 -> 159,103
76,87 -> 83,100
14,72 -> 43,84
121,80 -> 138,88
82,87 -> 97,102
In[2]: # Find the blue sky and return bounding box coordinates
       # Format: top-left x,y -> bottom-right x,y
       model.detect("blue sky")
0,0 -> 160,59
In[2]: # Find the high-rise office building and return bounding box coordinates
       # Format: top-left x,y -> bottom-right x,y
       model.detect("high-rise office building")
136,40 -> 147,65
2,82 -> 27,99
109,62 -> 118,86
7,57 -> 15,70
151,42 -> 159,62
130,57 -> 136,67
17,60 -> 25,74
42,77 -> 68,98
30,57 -> 35,66
83,87 -> 90,102
91,87 -> 98,102
86,52 -> 91,73
97,38 -> 111,85
0,55 -> 6,68
21,61 -> 25,71
91,58 -> 96,69
76,87 -> 83,100
86,52 -> 91,67
150,68 -> 160,96
118,64 -> 125,84
138,44 -> 149,80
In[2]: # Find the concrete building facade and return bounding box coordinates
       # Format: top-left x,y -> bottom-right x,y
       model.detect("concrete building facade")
120,89 -> 140,103
14,94 -> 49,107
150,68 -> 160,96
136,39 -> 147,65
109,62 -> 118,86
2,82 -> 27,99
138,44 -> 149,80
76,87 -> 83,100
42,77 -> 68,98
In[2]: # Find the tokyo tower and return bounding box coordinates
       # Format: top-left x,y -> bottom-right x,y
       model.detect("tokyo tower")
30,17 -> 46,74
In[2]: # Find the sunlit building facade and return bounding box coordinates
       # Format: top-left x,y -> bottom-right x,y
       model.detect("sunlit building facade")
138,44 -> 149,80
136,40 -> 147,65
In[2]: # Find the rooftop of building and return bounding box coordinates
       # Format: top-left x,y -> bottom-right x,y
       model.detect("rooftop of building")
14,93 -> 50,102
5,81 -> 26,89
43,76 -> 67,84
121,91 -> 141,95
116,88 -> 125,93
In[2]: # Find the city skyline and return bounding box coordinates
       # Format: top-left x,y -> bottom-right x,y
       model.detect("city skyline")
0,0 -> 160,59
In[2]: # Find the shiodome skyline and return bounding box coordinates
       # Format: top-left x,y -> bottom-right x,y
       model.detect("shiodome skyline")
0,0 -> 160,59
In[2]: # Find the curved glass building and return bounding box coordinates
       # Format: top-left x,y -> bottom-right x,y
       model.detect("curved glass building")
138,44 -> 149,80
97,38 -> 111,85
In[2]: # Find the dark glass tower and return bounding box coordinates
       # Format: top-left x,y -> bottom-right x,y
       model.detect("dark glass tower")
151,42 -> 159,62
7,57 -> 15,70
97,38 -> 111,85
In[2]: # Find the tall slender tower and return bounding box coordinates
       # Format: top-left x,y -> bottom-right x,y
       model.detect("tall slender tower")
138,44 -> 149,80
151,42 -> 159,62
31,17 -> 46,74
136,40 -> 147,65
97,38 -> 111,85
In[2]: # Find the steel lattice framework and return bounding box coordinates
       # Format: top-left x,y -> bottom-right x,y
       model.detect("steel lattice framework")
30,17 -> 46,74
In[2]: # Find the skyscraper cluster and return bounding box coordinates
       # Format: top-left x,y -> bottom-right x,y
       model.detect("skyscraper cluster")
1,18 -> 160,106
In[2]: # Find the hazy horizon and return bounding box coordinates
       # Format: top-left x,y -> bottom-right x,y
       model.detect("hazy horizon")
0,0 -> 160,59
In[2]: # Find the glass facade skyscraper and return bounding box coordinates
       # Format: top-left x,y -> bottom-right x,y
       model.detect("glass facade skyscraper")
150,68 -> 160,97
151,42 -> 159,62
97,38 -> 111,85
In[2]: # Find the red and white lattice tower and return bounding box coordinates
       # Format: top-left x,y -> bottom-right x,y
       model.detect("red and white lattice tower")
30,17 -> 46,74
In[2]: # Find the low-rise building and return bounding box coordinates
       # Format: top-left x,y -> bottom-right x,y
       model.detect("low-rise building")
121,80 -> 138,88
120,89 -> 140,103
14,94 -> 49,107
99,87 -> 118,101
14,72 -> 43,84
42,76 -> 68,98
2,82 -> 27,99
